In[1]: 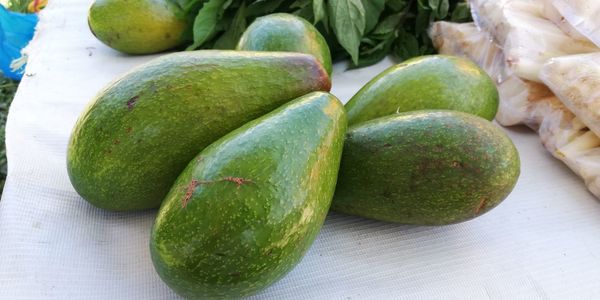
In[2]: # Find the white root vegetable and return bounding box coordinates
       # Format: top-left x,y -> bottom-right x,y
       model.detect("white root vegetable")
541,0 -> 589,41
541,53 -> 600,139
469,0 -> 598,82
430,22 -> 553,127
551,0 -> 600,48
431,21 -> 600,198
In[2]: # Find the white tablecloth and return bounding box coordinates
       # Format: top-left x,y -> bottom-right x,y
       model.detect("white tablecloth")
1,1 -> 600,299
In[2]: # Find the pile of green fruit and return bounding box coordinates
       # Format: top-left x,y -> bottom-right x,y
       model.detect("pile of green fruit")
87,0 -> 472,67
72,9 -> 519,300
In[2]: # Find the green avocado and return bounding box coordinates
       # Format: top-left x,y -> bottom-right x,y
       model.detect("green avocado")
150,92 -> 346,299
345,55 -> 499,125
333,110 -> 520,225
237,13 -> 333,76
88,0 -> 190,54
67,51 -> 331,211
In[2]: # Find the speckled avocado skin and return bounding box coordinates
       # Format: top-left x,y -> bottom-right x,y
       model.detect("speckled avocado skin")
237,13 -> 333,76
67,51 -> 331,211
150,92 -> 346,299
333,110 -> 520,225
345,55 -> 499,125
88,0 -> 189,54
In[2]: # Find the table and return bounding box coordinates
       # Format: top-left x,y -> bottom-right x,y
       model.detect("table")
1,0 -> 600,299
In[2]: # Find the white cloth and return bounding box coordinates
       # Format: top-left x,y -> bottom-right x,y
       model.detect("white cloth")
2,0 -> 600,299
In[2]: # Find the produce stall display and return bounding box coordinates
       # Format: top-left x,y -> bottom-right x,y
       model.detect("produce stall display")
2,0 -> 600,299
431,0 -> 600,199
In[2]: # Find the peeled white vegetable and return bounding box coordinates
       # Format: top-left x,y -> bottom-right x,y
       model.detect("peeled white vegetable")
431,20 -> 600,198
541,53 -> 600,139
430,21 -> 553,127
541,0 -> 589,41
551,0 -> 600,48
469,0 -> 598,82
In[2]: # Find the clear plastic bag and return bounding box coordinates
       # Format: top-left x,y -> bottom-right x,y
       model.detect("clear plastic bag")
552,0 -> 600,48
468,0 -> 598,82
431,20 -> 600,199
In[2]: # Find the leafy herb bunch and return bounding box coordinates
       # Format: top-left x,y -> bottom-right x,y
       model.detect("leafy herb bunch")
169,0 -> 471,67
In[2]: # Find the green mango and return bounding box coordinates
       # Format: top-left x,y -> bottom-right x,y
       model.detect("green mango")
88,0 -> 190,54
150,92 -> 346,299
67,51 -> 331,211
333,110 -> 520,225
345,55 -> 499,125
237,13 -> 333,76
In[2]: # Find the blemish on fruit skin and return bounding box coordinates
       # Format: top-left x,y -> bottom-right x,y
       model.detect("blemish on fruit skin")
182,180 -> 199,208
182,177 -> 254,207
451,161 -> 463,168
222,177 -> 253,188
126,96 -> 139,110
475,198 -> 487,214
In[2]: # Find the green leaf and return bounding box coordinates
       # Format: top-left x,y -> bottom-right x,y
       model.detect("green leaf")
187,0 -> 229,50
290,0 -> 312,9
351,38 -> 394,68
313,0 -> 326,24
246,0 -> 286,16
437,0 -> 450,19
328,0 -> 367,64
294,3 -> 315,20
414,2 -> 431,37
361,0 -> 386,33
394,29 -> 420,60
214,1 -> 247,49
451,2 -> 471,22
372,12 -> 404,36
428,0 -> 440,15
386,0 -> 408,12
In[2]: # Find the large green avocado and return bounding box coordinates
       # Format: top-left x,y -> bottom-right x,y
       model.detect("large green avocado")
333,110 -> 520,225
88,0 -> 189,54
345,55 -> 499,125
237,13 -> 333,76
67,51 -> 330,211
151,92 -> 346,298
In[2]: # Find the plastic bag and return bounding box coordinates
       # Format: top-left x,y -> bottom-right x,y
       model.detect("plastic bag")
0,5 -> 38,80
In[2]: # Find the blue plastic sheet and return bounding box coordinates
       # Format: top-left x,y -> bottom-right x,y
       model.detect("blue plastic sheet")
0,5 -> 38,80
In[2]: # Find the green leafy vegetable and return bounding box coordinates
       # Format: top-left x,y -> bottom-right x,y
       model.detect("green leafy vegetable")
173,0 -> 471,67
186,0 -> 230,50
312,0 -> 326,24
328,0 -> 366,64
